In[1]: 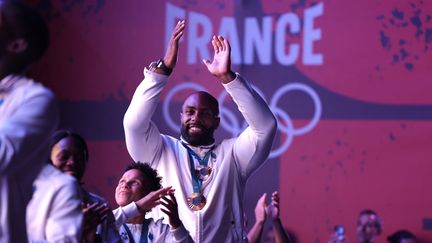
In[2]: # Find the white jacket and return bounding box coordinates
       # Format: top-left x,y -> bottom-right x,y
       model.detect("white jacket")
26,164 -> 83,242
113,203 -> 193,243
0,75 -> 59,243
124,69 -> 277,242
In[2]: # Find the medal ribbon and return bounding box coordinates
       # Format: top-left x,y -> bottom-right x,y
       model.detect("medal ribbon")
181,142 -> 214,193
123,219 -> 150,243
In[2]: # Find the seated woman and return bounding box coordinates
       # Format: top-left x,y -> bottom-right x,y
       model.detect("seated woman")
50,129 -> 121,243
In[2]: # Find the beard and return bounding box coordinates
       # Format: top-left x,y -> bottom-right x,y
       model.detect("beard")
181,123 -> 215,146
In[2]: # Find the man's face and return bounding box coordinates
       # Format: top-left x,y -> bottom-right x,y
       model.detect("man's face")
356,214 -> 381,243
115,169 -> 148,207
180,93 -> 220,146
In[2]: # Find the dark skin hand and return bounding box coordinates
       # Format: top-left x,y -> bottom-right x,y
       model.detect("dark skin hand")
203,35 -> 236,84
268,191 -> 280,221
160,20 -> 236,84
159,192 -> 181,229
135,187 -> 174,214
82,202 -> 110,243
161,20 -> 185,72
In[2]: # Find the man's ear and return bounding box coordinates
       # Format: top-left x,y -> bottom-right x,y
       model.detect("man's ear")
7,38 -> 28,54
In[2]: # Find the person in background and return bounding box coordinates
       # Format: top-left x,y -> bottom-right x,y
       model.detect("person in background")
328,209 -> 383,243
248,191 -> 292,243
356,209 -> 383,243
26,163 -> 83,242
0,1 -> 59,242
113,162 -> 193,243
387,230 -> 416,243
327,225 -> 347,243
123,19 -> 277,242
50,129 -> 121,243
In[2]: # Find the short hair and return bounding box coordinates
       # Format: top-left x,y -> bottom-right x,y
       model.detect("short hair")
125,162 -> 162,192
49,129 -> 89,162
358,209 -> 383,231
0,1 -> 49,67
387,229 -> 416,243
359,209 -> 377,215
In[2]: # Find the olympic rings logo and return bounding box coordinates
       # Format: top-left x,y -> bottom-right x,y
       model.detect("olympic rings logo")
163,82 -> 322,159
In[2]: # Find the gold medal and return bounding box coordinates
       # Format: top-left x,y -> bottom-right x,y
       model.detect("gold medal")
195,165 -> 212,180
187,192 -> 206,211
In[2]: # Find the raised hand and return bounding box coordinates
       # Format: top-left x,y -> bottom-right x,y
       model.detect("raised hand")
163,20 -> 185,70
135,187 -> 174,213
255,193 -> 268,224
267,191 -> 293,243
82,202 -> 110,228
159,192 -> 181,229
203,35 -> 236,84
267,191 -> 280,221
248,193 -> 268,243
82,202 -> 110,242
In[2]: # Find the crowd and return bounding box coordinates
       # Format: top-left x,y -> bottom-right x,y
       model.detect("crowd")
0,1 -> 420,243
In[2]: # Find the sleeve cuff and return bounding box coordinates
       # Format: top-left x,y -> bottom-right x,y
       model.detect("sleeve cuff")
122,202 -> 141,219
170,223 -> 190,242
144,67 -> 170,81
221,72 -> 242,89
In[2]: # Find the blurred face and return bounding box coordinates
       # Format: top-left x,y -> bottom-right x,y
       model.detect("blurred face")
356,214 -> 381,243
400,239 -> 416,243
0,8 -> 13,58
180,93 -> 219,146
0,10 -> 6,44
51,137 -> 87,181
0,4 -> 27,58
115,169 -> 148,207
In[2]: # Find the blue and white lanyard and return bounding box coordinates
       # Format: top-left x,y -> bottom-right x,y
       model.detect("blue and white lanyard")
123,219 -> 150,243
181,142 -> 215,193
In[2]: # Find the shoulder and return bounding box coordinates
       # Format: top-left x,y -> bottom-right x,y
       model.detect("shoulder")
86,191 -> 109,204
13,75 -> 55,99
6,76 -> 57,116
34,164 -> 79,192
161,134 -> 179,143
37,164 -> 75,182
161,135 -> 184,151
216,138 -> 236,150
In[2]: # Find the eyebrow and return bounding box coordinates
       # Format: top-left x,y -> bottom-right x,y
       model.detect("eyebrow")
119,177 -> 143,181
184,106 -> 214,111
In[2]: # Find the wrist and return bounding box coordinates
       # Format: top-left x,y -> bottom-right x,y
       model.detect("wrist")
256,219 -> 265,225
149,59 -> 173,75
170,221 -> 181,229
272,217 -> 282,224
218,71 -> 236,84
134,201 -> 148,214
